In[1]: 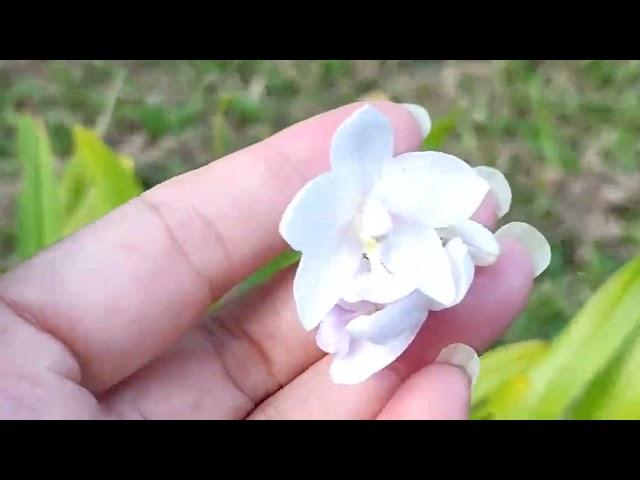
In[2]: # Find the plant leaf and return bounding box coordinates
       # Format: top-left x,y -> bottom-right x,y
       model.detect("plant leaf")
62,126 -> 143,233
504,255 -> 640,419
63,189 -> 103,236
569,323 -> 640,420
212,95 -> 232,158
476,373 -> 533,420
15,115 -> 62,259
240,249 -> 301,293
422,109 -> 460,150
212,249 -> 301,311
59,154 -> 89,221
471,339 -> 549,412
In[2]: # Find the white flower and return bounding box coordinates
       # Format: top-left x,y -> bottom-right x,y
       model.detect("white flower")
279,103 -> 552,386
312,203 -> 552,385
279,105 -> 491,331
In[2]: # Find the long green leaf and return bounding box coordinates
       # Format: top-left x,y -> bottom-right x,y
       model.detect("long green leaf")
475,372 -> 534,420
505,255 -> 640,419
15,115 -> 62,259
239,249 -> 300,293
213,249 -> 301,310
471,339 -> 549,411
60,154 -> 89,221
63,189 -> 103,236
62,126 -> 143,233
569,323 -> 640,420
74,126 -> 142,207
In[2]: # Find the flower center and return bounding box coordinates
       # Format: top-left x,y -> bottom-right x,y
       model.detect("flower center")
353,197 -> 392,259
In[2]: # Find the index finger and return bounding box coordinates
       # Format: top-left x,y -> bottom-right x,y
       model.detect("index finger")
0,101 -> 426,393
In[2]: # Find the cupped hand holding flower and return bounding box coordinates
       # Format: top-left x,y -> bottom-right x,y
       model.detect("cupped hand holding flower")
0,101 -> 542,419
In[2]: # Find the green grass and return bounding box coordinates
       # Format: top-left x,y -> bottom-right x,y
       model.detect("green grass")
1,60 -> 638,345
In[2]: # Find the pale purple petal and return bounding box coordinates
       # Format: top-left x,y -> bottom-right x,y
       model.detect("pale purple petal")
316,306 -> 358,357
330,312 -> 427,385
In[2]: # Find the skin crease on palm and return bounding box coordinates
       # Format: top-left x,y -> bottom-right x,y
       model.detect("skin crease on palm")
0,101 -> 534,420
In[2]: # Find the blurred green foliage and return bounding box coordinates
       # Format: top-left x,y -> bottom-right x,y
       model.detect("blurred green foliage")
472,255 -> 640,419
15,115 -> 61,259
13,114 -> 142,260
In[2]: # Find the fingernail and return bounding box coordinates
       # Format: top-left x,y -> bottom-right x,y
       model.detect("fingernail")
494,222 -> 551,278
436,343 -> 480,386
401,103 -> 431,138
475,166 -> 512,218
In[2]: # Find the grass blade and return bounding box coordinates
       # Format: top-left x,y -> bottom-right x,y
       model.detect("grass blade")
15,115 -> 62,259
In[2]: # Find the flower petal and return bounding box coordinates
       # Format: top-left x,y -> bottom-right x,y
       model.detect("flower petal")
431,237 -> 475,311
293,232 -> 362,331
330,104 -> 394,193
279,172 -> 360,252
359,197 -> 393,239
338,298 -> 379,314
444,219 -> 500,267
475,166 -> 512,218
316,306 -> 357,356
373,151 -> 490,228
330,313 -> 427,385
341,258 -> 417,305
382,222 -> 456,306
494,222 -> 551,277
345,290 -> 430,345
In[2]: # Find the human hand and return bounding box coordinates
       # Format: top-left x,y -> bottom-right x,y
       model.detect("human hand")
0,101 -> 534,419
